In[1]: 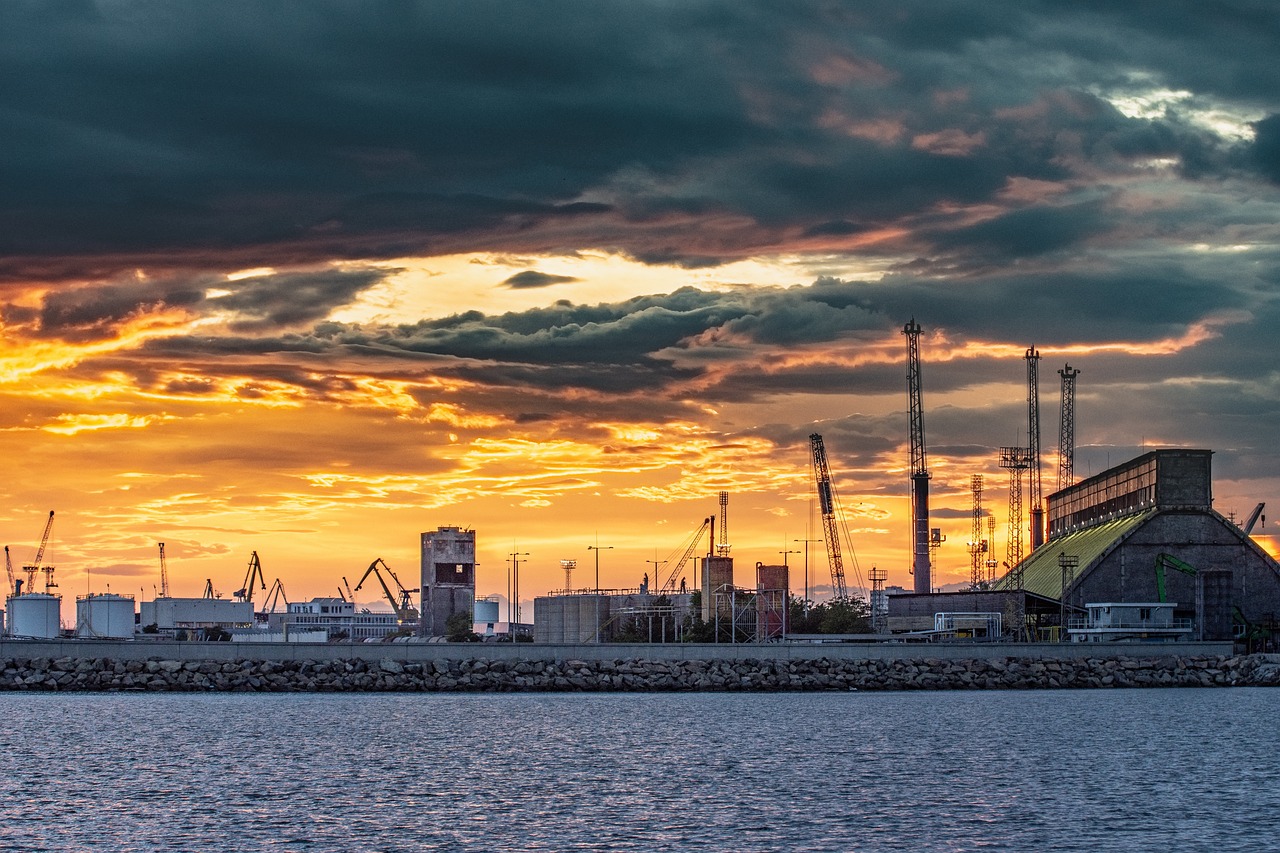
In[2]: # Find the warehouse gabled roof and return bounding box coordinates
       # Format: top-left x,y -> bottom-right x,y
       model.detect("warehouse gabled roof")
995,510 -> 1157,600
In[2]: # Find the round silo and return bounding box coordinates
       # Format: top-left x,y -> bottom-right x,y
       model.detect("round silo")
7,593 -> 63,639
75,593 -> 136,639
473,598 -> 500,623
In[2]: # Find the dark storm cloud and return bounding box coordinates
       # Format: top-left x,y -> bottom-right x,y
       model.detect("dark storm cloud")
502,271 -> 580,290
3,1 -> 1277,278
209,268 -> 389,330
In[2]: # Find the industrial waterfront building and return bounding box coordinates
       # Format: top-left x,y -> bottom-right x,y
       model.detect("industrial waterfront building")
139,596 -> 253,638
420,526 -> 476,637
267,597 -> 398,641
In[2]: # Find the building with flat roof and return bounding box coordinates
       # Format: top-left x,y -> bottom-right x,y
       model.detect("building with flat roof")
420,526 -> 476,637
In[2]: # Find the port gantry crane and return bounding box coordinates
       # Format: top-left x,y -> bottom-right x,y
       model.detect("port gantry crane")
260,577 -> 289,623
809,433 -> 849,600
355,558 -> 420,623
234,551 -> 267,603
22,510 -> 56,594
903,319 -> 932,594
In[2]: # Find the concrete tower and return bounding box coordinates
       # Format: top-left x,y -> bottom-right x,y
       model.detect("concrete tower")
420,526 -> 476,637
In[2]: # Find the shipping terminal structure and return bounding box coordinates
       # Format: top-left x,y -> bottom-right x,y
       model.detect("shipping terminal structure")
5,322 -> 1280,648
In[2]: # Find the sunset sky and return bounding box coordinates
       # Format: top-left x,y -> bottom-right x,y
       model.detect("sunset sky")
4,1 -> 1280,620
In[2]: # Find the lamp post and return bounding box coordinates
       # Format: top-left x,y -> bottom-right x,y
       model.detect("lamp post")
587,544 -> 613,643
794,538 -> 821,615
508,551 -> 528,638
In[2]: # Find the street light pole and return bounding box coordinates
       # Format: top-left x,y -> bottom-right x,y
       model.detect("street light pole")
587,543 -> 613,643
794,538 -> 822,616
509,550 -> 528,638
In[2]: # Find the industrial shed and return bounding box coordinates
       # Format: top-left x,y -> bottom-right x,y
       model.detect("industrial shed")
1002,449 -> 1280,640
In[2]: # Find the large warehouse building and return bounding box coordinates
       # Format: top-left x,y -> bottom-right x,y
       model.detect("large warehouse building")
1004,449 -> 1280,639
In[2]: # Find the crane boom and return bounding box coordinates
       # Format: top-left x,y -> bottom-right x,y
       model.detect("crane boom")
903,320 -> 931,594
1244,502 -> 1266,535
660,516 -> 712,593
23,510 -> 56,593
809,434 -> 849,600
4,546 -> 13,597
355,558 -> 419,622
235,551 -> 267,602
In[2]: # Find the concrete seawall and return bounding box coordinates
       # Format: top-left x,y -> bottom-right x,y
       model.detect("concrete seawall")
2,639 -> 1278,692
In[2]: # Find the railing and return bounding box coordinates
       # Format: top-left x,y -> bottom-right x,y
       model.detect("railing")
1068,617 -> 1193,630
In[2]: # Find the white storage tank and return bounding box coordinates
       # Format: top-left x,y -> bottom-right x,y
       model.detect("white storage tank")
75,593 -> 136,639
7,593 -> 63,639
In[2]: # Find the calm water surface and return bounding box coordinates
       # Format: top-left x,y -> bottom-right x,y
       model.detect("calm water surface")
0,688 -> 1275,852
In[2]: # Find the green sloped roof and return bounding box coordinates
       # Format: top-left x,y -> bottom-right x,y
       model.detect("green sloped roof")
995,510 -> 1157,600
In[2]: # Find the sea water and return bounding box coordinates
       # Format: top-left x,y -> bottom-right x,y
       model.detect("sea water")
0,688 -> 1275,852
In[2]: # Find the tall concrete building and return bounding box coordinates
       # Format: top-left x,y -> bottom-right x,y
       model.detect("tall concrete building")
420,526 -> 476,637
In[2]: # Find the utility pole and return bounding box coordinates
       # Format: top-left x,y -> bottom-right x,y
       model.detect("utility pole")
587,543 -> 612,643
508,550 -> 528,631
794,537 -> 822,615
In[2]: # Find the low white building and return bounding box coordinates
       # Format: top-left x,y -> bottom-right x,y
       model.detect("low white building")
267,597 -> 400,641
139,597 -> 253,638
1068,602 -> 1193,642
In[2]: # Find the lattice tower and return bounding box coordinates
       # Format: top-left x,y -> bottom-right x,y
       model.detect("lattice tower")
716,491 -> 730,556
809,433 -> 849,599
1058,364 -> 1080,491
999,447 -> 1031,582
986,513 -> 999,583
968,475 -> 985,589
869,566 -> 888,634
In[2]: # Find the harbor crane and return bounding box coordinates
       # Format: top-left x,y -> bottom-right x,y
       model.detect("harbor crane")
355,558 -> 420,623
660,516 -> 712,593
234,551 -> 267,603
22,510 -> 56,593
259,578 -> 289,623
903,320 -> 931,594
1243,503 -> 1266,535
158,542 -> 169,598
4,546 -> 13,597
809,433 -> 849,600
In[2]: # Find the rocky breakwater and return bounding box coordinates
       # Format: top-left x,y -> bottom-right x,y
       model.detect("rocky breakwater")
2,653 -> 1280,692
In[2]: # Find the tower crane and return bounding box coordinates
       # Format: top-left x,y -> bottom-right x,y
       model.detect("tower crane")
22,510 -> 56,593
903,320 -> 931,594
158,542 -> 169,598
355,558 -> 420,623
660,516 -> 712,593
809,433 -> 849,600
234,551 -> 267,603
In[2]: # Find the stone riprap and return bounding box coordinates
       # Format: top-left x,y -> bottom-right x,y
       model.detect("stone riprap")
2,654 -> 1279,692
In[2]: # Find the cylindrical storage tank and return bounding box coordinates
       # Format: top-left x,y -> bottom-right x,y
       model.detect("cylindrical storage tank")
75,593 -> 136,639
473,598 -> 500,624
7,593 -> 63,639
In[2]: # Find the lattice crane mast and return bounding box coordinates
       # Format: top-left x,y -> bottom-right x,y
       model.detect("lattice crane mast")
1058,364 -> 1080,492
22,510 -> 56,593
4,546 -> 13,597
1026,346 -> 1044,550
903,320 -> 932,594
809,433 -> 849,600
158,542 -> 169,598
